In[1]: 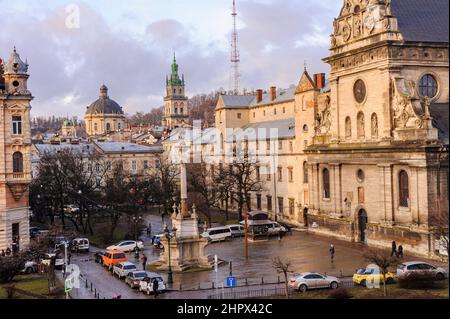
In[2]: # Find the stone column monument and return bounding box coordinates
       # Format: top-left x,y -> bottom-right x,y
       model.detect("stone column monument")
151,163 -> 213,272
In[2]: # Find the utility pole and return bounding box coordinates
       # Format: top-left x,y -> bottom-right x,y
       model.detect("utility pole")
230,0 -> 241,95
243,198 -> 249,259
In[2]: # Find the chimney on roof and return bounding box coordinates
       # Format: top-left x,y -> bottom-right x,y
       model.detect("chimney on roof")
256,89 -> 263,103
314,73 -> 326,89
270,86 -> 277,101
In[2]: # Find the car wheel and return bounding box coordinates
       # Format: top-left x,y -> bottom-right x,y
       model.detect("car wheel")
25,267 -> 33,274
361,279 -> 367,287
436,273 -> 445,281
386,277 -> 394,285
298,284 -> 307,293
330,282 -> 338,289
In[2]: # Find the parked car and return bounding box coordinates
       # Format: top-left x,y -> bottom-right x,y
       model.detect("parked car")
107,241 -> 144,253
29,227 -> 46,239
113,262 -> 137,279
353,266 -> 395,286
71,238 -> 90,253
94,251 -> 106,264
21,261 -> 38,274
288,272 -> 340,293
139,273 -> 167,295
125,271 -> 149,289
102,250 -> 128,270
267,222 -> 288,236
41,253 -> 65,270
201,227 -> 232,242
397,261 -> 447,280
228,225 -> 245,238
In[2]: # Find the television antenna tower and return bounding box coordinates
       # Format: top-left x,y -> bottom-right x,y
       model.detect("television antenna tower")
230,0 -> 241,95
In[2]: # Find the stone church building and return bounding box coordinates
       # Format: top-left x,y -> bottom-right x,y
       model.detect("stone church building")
0,48 -> 33,252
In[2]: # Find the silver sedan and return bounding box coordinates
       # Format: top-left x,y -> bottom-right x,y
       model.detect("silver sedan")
288,272 -> 340,293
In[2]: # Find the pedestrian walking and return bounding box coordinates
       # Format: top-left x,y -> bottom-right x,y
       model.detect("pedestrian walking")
141,254 -> 148,270
397,245 -> 404,258
152,278 -> 159,299
147,223 -> 152,236
68,252 -> 72,264
391,241 -> 397,257
329,244 -> 335,263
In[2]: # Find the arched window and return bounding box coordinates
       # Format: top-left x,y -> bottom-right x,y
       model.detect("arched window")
357,112 -> 365,139
303,125 -> 309,133
399,170 -> 409,207
345,116 -> 352,140
106,123 -> 111,132
303,162 -> 308,184
323,168 -> 330,199
13,152 -> 23,173
371,113 -> 378,139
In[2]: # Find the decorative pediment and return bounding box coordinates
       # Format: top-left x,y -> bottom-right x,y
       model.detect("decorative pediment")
331,0 -> 400,50
295,71 -> 316,94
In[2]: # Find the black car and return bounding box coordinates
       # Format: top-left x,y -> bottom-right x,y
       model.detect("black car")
94,251 -> 106,264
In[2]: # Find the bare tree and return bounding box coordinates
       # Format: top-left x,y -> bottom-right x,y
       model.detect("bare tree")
272,257 -> 292,299
363,248 -> 399,297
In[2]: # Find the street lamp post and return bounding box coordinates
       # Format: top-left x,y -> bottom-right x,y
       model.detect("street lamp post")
133,216 -> 142,259
164,224 -> 176,285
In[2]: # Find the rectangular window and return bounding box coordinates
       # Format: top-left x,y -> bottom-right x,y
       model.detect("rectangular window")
289,141 -> 294,152
12,116 -> 22,135
283,107 -> 286,114
257,194 -> 262,210
288,167 -> 294,183
266,140 -> 271,151
143,160 -> 149,170
237,113 -> 242,119
131,160 -> 137,173
278,197 -> 284,214
256,166 -> 261,181
274,109 -> 277,115
278,167 -> 283,182
278,140 -> 283,150
289,198 -> 295,215
267,196 -> 273,211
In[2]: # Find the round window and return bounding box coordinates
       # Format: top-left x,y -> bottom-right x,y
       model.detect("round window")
357,169 -> 365,182
419,74 -> 438,99
12,81 -> 20,87
353,79 -> 367,104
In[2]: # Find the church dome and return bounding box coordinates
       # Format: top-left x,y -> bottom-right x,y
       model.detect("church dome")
85,85 -> 124,115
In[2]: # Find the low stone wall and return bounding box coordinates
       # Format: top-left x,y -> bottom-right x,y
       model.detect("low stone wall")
306,214 -> 354,242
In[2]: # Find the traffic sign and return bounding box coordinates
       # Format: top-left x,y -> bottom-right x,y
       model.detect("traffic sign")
227,276 -> 237,287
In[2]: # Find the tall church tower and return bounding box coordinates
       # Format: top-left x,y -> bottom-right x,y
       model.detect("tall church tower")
162,53 -> 189,129
0,48 -> 33,252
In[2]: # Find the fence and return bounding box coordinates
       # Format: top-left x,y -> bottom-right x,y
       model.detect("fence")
76,273 -> 107,299
207,280 -> 355,300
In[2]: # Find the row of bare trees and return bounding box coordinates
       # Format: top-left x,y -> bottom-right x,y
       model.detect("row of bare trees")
30,150 -> 179,241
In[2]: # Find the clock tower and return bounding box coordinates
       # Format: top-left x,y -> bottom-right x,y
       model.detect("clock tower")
162,53 -> 189,129
0,48 -> 32,253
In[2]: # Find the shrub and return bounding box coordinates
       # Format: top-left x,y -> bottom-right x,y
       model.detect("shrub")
398,272 -> 445,290
0,257 -> 24,283
328,288 -> 353,299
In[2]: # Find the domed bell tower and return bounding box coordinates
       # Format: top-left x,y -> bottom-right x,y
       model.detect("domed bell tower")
0,47 -> 33,253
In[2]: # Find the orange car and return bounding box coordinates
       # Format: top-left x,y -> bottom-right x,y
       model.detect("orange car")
102,250 -> 127,270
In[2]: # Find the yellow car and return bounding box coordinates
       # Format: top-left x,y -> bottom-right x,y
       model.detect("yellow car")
353,266 -> 396,287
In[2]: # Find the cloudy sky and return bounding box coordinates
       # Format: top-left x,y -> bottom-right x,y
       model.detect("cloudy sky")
0,0 -> 341,118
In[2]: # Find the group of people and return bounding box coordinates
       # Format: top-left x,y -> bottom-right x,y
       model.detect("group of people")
391,241 -> 404,258
0,247 -> 12,257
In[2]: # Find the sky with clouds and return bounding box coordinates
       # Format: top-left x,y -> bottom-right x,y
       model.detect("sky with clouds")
0,0 -> 342,118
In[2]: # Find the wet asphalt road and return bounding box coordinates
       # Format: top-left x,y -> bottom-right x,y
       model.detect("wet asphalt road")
69,213 -> 447,299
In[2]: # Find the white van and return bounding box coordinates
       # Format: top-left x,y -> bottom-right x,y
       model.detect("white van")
267,222 -> 288,236
71,238 -> 90,253
201,227 -> 232,242
228,225 -> 245,238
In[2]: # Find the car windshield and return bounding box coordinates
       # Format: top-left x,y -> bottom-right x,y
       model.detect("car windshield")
124,265 -> 136,270
365,268 -> 378,275
134,272 -> 147,278
114,253 -> 126,259
151,277 -> 163,282
356,269 -> 365,275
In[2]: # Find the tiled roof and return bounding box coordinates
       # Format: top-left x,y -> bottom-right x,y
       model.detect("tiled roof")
231,118 -> 296,141
220,87 -> 296,110
95,142 -> 163,153
220,95 -> 256,109
392,0 -> 449,43
34,143 -> 97,156
250,87 -> 296,107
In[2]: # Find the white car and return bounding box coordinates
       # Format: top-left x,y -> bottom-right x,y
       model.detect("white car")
267,222 -> 288,236
139,273 -> 167,295
201,227 -> 232,242
228,225 -> 245,238
21,261 -> 38,274
288,272 -> 340,293
71,238 -> 90,253
107,240 -> 144,252
397,261 -> 447,280
113,262 -> 137,279
41,253 -> 65,270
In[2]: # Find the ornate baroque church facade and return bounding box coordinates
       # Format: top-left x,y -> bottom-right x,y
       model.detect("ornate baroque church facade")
0,48 -> 33,252
183,0 -> 448,258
